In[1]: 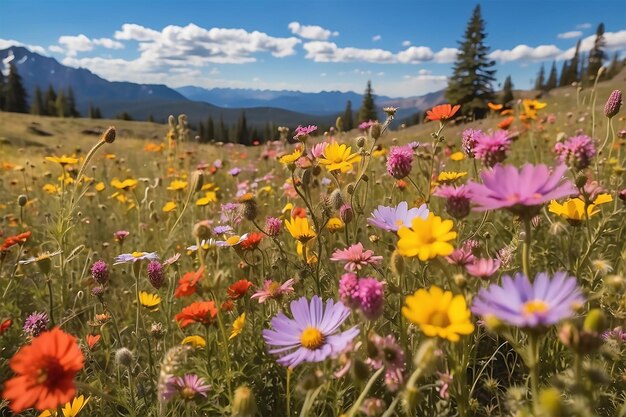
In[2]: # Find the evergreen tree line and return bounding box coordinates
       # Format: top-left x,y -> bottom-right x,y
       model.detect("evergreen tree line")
195,112 -> 279,145
29,84 -> 80,118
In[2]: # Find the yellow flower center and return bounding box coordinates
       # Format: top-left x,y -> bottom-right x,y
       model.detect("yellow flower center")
268,281 -> 281,295
226,236 -> 241,246
428,311 -> 451,328
132,252 -> 144,258
522,300 -> 549,316
300,326 -> 325,350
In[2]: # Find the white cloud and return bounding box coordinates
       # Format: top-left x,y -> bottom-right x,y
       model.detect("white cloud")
0,38 -> 47,55
303,42 -> 458,64
372,35 -> 381,42
114,23 -> 160,41
288,22 -> 338,40
57,34 -> 124,57
576,23 -> 592,30
402,40 -> 411,47
93,38 -> 124,49
490,44 -> 562,62
557,31 -> 582,39
559,30 -> 626,60
418,69 -> 431,75
48,45 -> 64,53
386,72 -> 448,96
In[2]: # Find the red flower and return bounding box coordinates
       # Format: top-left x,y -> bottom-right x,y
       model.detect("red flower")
291,207 -> 307,218
426,104 -> 461,121
86,334 -> 101,350
240,232 -> 263,251
1,231 -> 31,252
174,266 -> 205,298
227,279 -> 253,300
2,327 -> 84,413
0,318 -> 12,335
498,116 -> 515,130
175,301 -> 218,328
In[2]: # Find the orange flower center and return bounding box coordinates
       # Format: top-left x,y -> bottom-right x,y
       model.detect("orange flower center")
428,311 -> 451,328
300,327 -> 325,350
522,300 -> 549,316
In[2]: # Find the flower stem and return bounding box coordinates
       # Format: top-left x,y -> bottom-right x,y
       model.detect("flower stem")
526,333 -> 541,415
286,367 -> 292,416
46,275 -> 55,326
522,218 -> 532,279
345,367 -> 385,417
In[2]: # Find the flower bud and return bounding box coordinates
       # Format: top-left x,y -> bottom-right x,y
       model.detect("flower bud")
356,136 -> 366,148
390,250 -> 404,278
413,339 -> 438,376
102,126 -> 116,144
339,204 -> 353,224
193,220 -> 212,240
539,388 -> 565,417
115,347 -> 134,367
583,308 -> 607,333
453,273 -> 466,289
370,123 -> 382,140
604,90 -> 622,119
17,194 -> 28,207
575,173 -> 588,189
150,322 -> 166,340
147,261 -> 165,289
329,188 -> 344,210
232,385 -> 257,417
604,274 -> 624,291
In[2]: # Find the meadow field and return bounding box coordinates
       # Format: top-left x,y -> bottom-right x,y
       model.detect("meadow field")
0,70 -> 625,417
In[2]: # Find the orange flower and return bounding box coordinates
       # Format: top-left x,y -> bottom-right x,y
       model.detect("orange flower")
498,116 -> 515,130
500,109 -> 514,116
291,206 -> 307,218
0,318 -> 12,335
240,232 -> 263,251
86,334 -> 101,350
175,301 -> 218,328
174,266 -> 205,298
2,327 -> 84,413
1,231 -> 31,252
426,104 -> 461,121
396,180 -> 407,190
227,279 -> 253,300
487,102 -> 503,111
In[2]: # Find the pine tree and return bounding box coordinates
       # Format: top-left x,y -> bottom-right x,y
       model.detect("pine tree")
55,90 -> 68,117
587,23 -> 606,79
358,81 -> 377,122
545,61 -> 558,91
0,70 -> 5,110
4,64 -> 28,113
607,51 -> 623,78
343,100 -> 354,131
44,85 -> 57,116
206,116 -> 214,142
264,122 -> 272,142
534,64 -> 545,91
445,5 -> 496,119
564,40 -> 581,85
148,114 -> 155,123
66,87 -> 79,117
30,86 -> 45,115
501,75 -> 514,106
235,111 -> 249,145
89,105 -> 102,119
116,112 -> 132,121
217,116 -> 226,142
198,122 -> 205,142
558,61 -> 570,87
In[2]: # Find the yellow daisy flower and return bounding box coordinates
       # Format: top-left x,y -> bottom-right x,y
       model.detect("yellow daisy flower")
110,178 -> 138,191
45,155 -> 79,166
181,335 -> 207,348
167,180 -> 187,191
285,216 -> 317,243
42,184 -> 59,194
402,286 -> 474,342
279,148 -> 303,165
162,201 -> 177,213
548,193 -> 613,223
450,152 -> 465,161
139,291 -> 161,308
229,313 -> 246,340
196,191 -> 218,206
437,171 -> 467,184
397,213 -> 457,261
95,182 -> 106,192
39,395 -> 90,417
318,142 -> 361,173
326,217 -> 345,232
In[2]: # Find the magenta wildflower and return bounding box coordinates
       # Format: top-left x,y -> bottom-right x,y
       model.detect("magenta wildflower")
23,311 -> 49,337
465,258 -> 500,279
293,125 -> 318,141
433,185 -> 472,219
367,333 -> 405,391
461,128 -> 482,158
114,230 -> 129,244
339,204 -> 354,224
330,243 -> 383,272
359,120 -> 376,131
250,278 -> 295,303
147,261 -> 165,289
554,135 -> 596,170
338,273 -> 360,308
471,272 -> 584,329
264,217 -> 282,237
474,130 -> 511,167
91,260 -> 109,285
604,90 -> 622,118
162,374 -> 211,401
262,296 -> 359,367
467,163 -> 576,218
386,145 -> 414,179
445,241 -> 477,266
356,278 -> 385,320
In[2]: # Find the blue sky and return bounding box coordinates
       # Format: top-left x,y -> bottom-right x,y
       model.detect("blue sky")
1,0 -> 625,97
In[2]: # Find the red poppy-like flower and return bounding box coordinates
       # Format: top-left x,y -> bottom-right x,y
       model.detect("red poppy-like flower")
1,231 -> 31,252
426,104 -> 461,121
227,279 -> 253,300
0,318 -> 12,335
175,301 -> 218,328
291,207 -> 307,218
2,327 -> 85,413
86,334 -> 101,350
240,232 -> 264,251
498,116 -> 515,130
174,266 -> 205,298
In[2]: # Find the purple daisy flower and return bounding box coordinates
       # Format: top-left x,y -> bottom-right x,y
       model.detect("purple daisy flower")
213,225 -> 233,235
471,272 -> 584,329
262,296 -> 359,367
554,135 -> 596,170
368,202 -> 429,232
474,130 -> 511,167
386,145 -> 414,179
434,185 -> 472,219
23,311 -> 50,337
91,260 -> 109,285
467,163 -> 576,218
162,373 -> 211,401
114,251 -> 159,265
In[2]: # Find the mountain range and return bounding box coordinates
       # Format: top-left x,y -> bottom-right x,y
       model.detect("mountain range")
0,46 -> 444,126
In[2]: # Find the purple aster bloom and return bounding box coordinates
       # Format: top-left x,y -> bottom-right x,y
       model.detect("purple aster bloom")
554,135 -> 596,170
91,260 -> 109,285
465,258 -> 500,279
461,128 -> 482,158
356,278 -> 385,320
471,272 -> 584,329
262,295 -> 359,367
408,141 -> 420,150
293,125 -> 318,140
114,251 -> 159,265
339,273 -> 360,308
386,145 -> 414,179
213,159 -> 223,168
368,201 -> 429,232
147,261 -> 165,289
23,311 -> 49,337
162,373 -> 211,401
229,167 -> 242,177
602,327 -> 626,342
367,333 -> 405,391
213,225 -> 233,235
434,185 -> 472,219
467,163 -> 577,218
474,130 -> 511,167
359,120 -> 376,131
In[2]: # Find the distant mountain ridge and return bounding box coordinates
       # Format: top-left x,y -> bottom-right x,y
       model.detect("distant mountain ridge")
0,45 -> 444,126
